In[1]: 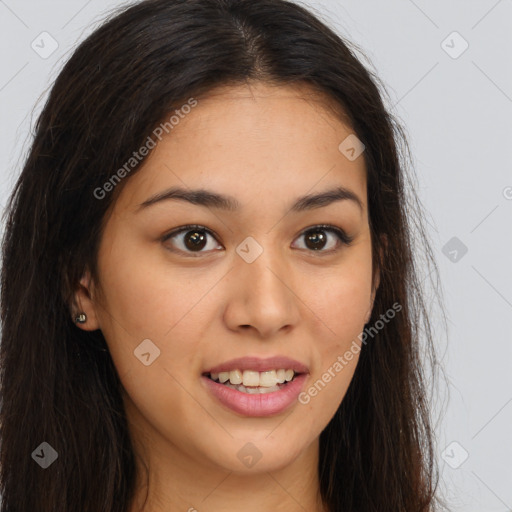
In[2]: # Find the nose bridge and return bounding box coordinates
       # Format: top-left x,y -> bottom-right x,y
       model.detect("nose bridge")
226,234 -> 300,335
237,233 -> 288,300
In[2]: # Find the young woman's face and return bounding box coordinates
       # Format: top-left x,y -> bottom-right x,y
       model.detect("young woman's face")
80,82 -> 378,476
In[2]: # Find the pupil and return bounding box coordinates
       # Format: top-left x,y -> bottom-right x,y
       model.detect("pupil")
306,230 -> 326,250
184,230 -> 207,251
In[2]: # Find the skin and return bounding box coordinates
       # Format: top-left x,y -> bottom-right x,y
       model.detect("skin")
74,81 -> 380,512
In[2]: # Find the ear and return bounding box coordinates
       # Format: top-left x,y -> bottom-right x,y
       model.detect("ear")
364,234 -> 387,324
72,270 -> 101,331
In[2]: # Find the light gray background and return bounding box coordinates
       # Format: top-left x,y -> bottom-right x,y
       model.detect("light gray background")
1,1 -> 511,510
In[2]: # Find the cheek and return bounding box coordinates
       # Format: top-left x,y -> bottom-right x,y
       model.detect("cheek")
297,252 -> 371,410
95,234 -> 203,337
305,275 -> 366,382
296,271 -> 368,427
302,259 -> 373,343
297,353 -> 359,437
93,240 -> 210,385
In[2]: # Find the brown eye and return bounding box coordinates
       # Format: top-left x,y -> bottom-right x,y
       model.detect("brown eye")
162,223 -> 353,257
304,229 -> 328,251
183,229 -> 207,251
293,225 -> 354,254
162,225 -> 222,256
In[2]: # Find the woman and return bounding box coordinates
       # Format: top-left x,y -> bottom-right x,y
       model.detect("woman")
0,0 -> 447,510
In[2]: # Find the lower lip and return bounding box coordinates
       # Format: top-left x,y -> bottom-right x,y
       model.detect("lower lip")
201,373 -> 308,417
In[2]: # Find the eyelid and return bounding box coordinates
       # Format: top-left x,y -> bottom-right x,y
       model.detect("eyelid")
161,223 -> 354,255
162,224 -> 219,243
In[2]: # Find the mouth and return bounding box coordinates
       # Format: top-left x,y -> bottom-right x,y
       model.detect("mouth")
202,369 -> 302,394
201,369 -> 309,417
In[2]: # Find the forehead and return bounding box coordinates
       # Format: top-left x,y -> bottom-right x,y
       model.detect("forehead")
114,81 -> 367,216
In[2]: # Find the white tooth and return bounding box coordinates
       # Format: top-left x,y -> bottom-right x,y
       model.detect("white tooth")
218,372 -> 230,383
229,369 -> 243,385
259,384 -> 280,394
242,370 -> 260,387
211,372 -> 219,381
284,369 -> 294,382
276,369 -> 286,383
222,381 -> 282,394
259,370 -> 278,387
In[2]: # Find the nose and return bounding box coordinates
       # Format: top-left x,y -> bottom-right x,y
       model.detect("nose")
223,245 -> 301,339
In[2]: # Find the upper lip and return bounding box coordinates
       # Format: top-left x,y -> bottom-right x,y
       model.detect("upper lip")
203,356 -> 309,375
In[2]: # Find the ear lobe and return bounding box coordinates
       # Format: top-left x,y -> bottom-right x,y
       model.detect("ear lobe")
72,270 -> 101,331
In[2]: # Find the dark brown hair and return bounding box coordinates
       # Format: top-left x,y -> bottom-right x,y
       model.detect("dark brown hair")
0,0 -> 448,510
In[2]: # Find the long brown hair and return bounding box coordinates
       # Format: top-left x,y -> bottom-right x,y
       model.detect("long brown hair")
0,0 -> 448,510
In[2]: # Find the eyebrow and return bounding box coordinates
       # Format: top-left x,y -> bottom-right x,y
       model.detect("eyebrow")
137,185 -> 364,214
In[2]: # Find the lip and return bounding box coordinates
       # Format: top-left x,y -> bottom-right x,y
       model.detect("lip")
201,373 -> 308,417
203,356 -> 309,374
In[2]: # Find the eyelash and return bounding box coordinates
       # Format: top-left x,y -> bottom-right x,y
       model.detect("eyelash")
161,224 -> 354,257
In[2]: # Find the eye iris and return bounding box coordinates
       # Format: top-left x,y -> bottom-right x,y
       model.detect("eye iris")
184,230 -> 207,251
305,230 -> 327,251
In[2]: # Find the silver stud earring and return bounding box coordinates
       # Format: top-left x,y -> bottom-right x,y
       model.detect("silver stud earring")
75,312 -> 87,324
